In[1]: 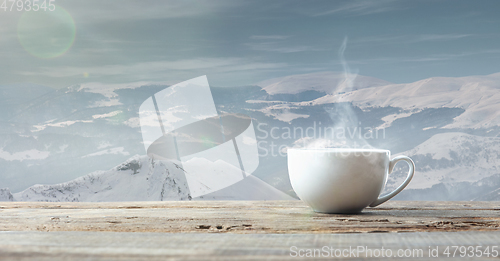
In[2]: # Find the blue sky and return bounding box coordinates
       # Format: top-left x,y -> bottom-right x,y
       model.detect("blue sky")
1,0 -> 500,88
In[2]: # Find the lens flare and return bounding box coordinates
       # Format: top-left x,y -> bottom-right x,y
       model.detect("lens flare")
17,6 -> 76,59
109,112 -> 127,125
201,136 -> 216,148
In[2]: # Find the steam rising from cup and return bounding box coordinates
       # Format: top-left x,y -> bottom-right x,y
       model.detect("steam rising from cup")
337,37 -> 357,97
301,37 -> 375,150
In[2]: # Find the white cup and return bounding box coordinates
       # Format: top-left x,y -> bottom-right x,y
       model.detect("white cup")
287,148 -> 415,213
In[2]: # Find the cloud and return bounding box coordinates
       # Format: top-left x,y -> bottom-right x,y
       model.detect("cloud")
351,34 -> 473,45
0,148 -> 50,162
19,57 -> 287,79
245,42 -> 323,53
81,147 -> 130,158
313,0 -> 401,16
415,34 -> 472,41
250,35 -> 291,40
92,110 -> 122,120
246,35 -> 323,53
349,49 -> 500,64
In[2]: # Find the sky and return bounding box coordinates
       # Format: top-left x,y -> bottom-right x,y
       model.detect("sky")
1,0 -> 500,88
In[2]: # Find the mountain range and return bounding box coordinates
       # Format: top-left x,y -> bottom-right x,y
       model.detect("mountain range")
1,71 -> 499,201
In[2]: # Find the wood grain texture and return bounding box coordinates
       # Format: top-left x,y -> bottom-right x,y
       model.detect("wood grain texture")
1,201 -> 499,233
1,231 -> 500,260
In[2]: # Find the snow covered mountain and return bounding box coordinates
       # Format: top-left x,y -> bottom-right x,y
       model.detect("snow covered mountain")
385,132 -> 500,200
11,155 -> 190,202
4,155 -> 292,202
312,72 -> 500,129
247,72 -> 500,200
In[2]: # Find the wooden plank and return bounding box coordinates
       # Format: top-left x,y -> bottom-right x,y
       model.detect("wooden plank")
1,201 -> 499,233
1,231 -> 500,260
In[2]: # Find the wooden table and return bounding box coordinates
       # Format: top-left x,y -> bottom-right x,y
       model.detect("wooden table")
1,201 -> 499,260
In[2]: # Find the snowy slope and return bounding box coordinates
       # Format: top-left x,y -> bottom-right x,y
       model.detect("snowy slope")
10,155 -> 293,202
310,73 -> 500,129
474,187 -> 500,201
383,132 -> 500,200
258,71 -> 391,95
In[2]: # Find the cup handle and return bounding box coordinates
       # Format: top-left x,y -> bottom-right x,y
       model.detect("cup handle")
369,155 -> 415,207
